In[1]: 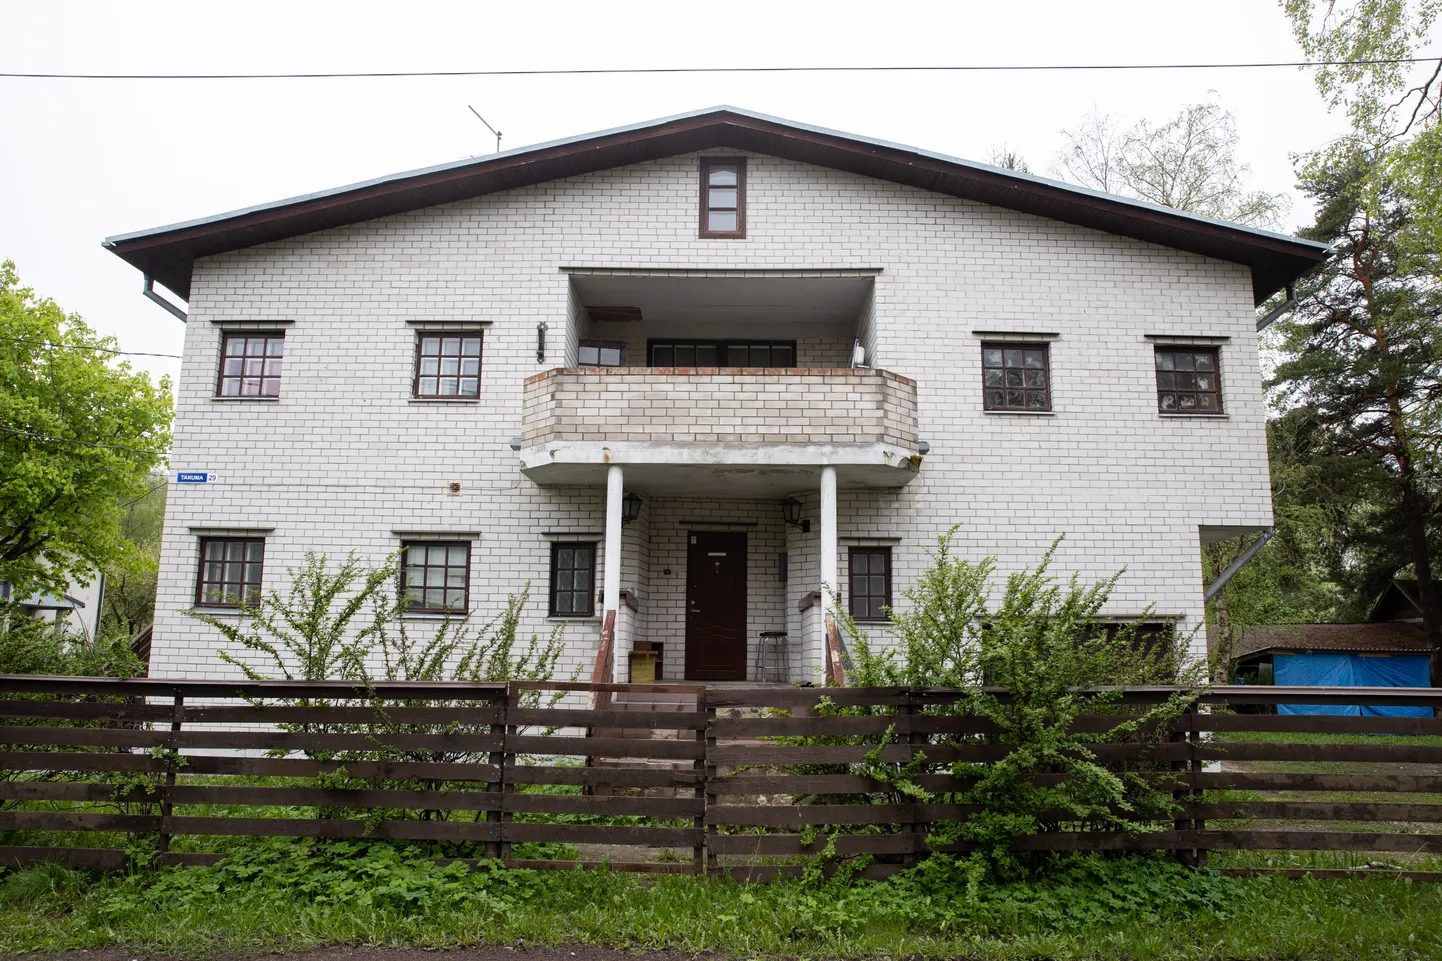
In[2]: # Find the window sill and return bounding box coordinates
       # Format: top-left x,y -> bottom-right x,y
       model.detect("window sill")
409,397 -> 482,404
983,409 -> 1056,416
401,611 -> 473,621
1158,413 -> 1230,419
211,396 -> 280,402
546,615 -> 599,622
189,607 -> 251,617
852,618 -> 893,625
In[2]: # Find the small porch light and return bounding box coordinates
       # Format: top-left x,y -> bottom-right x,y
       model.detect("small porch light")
621,491 -> 643,526
781,496 -> 804,530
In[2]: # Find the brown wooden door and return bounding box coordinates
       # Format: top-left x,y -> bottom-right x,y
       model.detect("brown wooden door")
685,531 -> 748,681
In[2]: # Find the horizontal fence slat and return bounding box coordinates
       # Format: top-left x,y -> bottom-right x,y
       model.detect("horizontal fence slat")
167,784 -> 501,811
710,833 -> 918,856
507,735 -> 702,760
509,708 -> 706,730
1199,742 -> 1442,764
1195,714 -> 1442,736
708,774 -> 899,795
501,823 -> 701,846
505,764 -> 703,788
1188,772 -> 1442,793
0,811 -> 159,832
503,794 -> 702,818
503,858 -> 698,874
1191,801 -> 1442,822
0,700 -> 171,722
0,750 -> 161,774
709,803 -> 917,826
183,705 -> 504,725
163,816 -> 500,841
1220,867 -> 1442,881
0,845 -> 129,870
180,755 -> 500,782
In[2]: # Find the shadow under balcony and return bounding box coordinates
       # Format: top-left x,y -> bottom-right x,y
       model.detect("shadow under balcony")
519,367 -> 922,496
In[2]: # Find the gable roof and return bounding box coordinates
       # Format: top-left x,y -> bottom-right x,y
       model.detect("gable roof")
1234,621 -> 1431,660
1369,578 -> 1424,623
103,106 -> 1329,304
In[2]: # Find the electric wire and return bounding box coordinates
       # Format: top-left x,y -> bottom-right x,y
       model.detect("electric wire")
2,56 -> 1439,81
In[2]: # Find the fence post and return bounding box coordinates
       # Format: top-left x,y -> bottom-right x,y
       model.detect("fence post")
692,687 -> 707,876
1169,696 -> 1193,867
704,692 -> 718,878
157,692 -> 184,861
486,685 -> 509,863
1188,700 -> 1206,867
900,692 -> 924,868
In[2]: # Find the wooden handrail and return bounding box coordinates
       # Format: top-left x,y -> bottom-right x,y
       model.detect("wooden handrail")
825,616 -> 846,687
590,609 -> 617,710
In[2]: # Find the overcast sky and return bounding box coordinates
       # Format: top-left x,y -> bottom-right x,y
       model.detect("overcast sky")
5,0 -> 1437,387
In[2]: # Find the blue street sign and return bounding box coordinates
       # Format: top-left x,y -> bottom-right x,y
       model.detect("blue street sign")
176,472 -> 211,483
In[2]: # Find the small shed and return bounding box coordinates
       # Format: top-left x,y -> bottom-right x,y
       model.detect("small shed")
1233,622 -> 1431,716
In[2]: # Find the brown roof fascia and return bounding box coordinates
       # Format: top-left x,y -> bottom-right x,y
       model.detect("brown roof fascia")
105,109 -> 1329,304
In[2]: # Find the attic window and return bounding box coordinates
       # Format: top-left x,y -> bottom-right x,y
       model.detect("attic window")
700,158 -> 746,238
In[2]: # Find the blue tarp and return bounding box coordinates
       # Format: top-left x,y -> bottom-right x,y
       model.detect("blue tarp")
1273,652 -> 1432,716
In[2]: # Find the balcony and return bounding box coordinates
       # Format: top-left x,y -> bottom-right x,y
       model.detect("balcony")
519,367 -> 921,496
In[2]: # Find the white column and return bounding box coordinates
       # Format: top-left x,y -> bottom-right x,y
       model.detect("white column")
603,464 -> 625,679
819,465 -> 838,606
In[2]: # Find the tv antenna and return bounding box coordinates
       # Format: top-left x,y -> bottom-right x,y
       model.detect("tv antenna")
468,105 -> 502,153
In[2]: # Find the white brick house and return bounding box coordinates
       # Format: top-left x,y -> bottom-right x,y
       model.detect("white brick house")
104,107 -> 1328,684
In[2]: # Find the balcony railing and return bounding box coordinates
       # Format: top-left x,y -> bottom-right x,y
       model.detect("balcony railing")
521,367 -> 918,449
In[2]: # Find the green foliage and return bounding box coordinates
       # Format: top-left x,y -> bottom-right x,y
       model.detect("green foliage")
0,261 -> 173,598
0,616 -> 142,679
98,474 -> 167,641
191,550 -> 395,683
10,837 -> 1442,959
824,532 -> 1204,884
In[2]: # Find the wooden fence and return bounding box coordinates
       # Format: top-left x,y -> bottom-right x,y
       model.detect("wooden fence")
0,676 -> 1439,880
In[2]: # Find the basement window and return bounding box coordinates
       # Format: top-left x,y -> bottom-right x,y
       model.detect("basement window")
700,157 -> 746,238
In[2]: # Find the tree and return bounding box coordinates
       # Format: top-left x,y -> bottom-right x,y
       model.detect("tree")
0,262 -> 173,598
98,474 -> 167,640
1053,100 -> 1290,228
985,146 -> 1030,173
1269,148 -> 1442,681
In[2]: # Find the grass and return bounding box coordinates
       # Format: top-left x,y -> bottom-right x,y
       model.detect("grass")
4,844 -> 1442,960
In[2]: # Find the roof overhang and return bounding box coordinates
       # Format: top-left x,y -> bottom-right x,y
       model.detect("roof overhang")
104,106 -> 1330,305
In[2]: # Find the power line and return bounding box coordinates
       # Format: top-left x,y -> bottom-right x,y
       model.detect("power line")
0,336 -> 181,360
0,426 -> 168,456
1,57 -> 1439,81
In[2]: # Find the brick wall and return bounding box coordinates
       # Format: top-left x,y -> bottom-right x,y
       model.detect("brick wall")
150,146 -> 1272,680
521,367 -> 918,448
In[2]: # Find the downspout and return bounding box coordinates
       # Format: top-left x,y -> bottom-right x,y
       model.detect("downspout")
1255,284 -> 1295,332
1204,528 -> 1274,603
143,274 -> 188,322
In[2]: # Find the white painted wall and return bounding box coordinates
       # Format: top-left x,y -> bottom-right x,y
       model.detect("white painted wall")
150,148 -> 1271,681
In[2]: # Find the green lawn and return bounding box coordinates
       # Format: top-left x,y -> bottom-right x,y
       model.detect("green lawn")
4,842 -> 1442,960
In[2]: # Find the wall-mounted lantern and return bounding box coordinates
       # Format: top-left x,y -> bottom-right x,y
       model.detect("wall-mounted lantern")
621,492 -> 643,526
781,496 -> 804,530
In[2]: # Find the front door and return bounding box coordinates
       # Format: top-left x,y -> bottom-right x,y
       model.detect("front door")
685,531 -> 748,681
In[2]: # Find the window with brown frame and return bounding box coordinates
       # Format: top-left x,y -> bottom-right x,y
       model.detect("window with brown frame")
413,333 -> 483,398
400,541 -> 471,613
549,542 -> 596,617
648,340 -> 796,368
700,157 -> 746,238
981,343 -> 1051,411
578,341 -> 625,367
1155,346 -> 1223,414
217,333 -> 285,397
195,537 -> 265,608
848,548 -> 892,620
